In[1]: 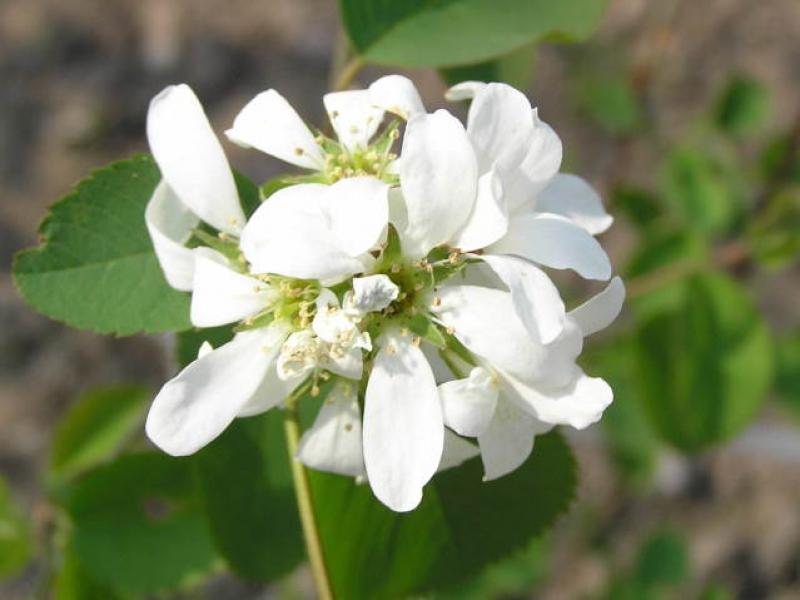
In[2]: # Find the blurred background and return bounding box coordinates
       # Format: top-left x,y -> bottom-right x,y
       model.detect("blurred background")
1,0 -> 799,598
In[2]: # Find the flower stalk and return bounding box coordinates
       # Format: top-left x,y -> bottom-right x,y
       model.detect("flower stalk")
283,392 -> 335,600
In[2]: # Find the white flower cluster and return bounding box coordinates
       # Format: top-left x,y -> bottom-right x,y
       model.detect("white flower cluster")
144,76 -> 624,512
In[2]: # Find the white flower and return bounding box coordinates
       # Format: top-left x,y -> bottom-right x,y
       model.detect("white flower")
430,278 -> 625,479
225,75 -> 424,183
141,76 -> 624,515
145,84 -> 247,291
239,177 -> 390,284
386,81 -> 615,345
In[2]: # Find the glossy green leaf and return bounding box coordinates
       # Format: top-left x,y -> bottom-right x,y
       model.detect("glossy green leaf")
634,273 -> 773,451
13,155 -> 191,335
440,45 -> 536,90
0,477 -> 32,579
63,452 -> 217,595
715,76 -> 771,135
339,0 -> 606,67
49,385 -> 150,482
192,414 -> 304,583
311,430 -> 575,599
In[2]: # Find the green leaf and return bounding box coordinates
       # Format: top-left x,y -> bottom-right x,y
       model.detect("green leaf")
234,169 -> 261,217
339,0 -> 606,67
175,325 -> 235,368
661,147 -> 739,235
311,430 -> 576,599
585,338 -> 659,486
611,185 -> 663,229
13,155 -> 191,335
774,333 -> 800,419
63,452 -> 217,595
576,74 -> 641,135
436,537 -> 549,600
440,44 -> 536,90
625,230 -> 708,317
407,314 -> 447,349
634,273 -> 773,451
0,477 -> 32,579
715,76 -> 771,135
634,531 -> 689,588
191,414 -> 305,583
747,186 -> 800,269
49,385 -> 150,482
54,543 -> 133,600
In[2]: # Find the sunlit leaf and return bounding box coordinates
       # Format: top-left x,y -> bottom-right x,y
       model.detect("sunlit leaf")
440,45 -> 536,90
13,156 -> 191,335
339,0 -> 606,67
634,273 -> 773,451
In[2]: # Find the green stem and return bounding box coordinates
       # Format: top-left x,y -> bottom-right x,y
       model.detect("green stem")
284,396 -> 335,600
332,56 -> 364,91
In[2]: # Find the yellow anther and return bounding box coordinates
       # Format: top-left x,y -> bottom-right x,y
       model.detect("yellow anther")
311,385 -> 320,397
294,147 -> 305,156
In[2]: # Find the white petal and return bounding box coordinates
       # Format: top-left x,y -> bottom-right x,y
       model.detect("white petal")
478,395 -> 551,481
197,341 -> 214,359
503,370 -> 613,429
505,114 -> 563,212
225,90 -> 324,170
570,276 -> 625,337
449,169 -> 509,252
145,181 -> 199,291
147,84 -> 244,235
534,174 -> 612,235
444,81 -> 487,102
323,177 -> 389,257
477,254 -> 566,344
399,110 -> 478,257
437,430 -> 480,472
238,363 -> 303,417
438,367 -> 498,437
433,285 -> 582,389
145,324 -> 288,456
190,249 -> 276,327
368,75 -> 425,120
240,184 -> 366,281
323,90 -> 384,152
363,334 -> 443,512
346,274 -> 400,315
327,345 -> 364,380
490,213 -> 612,280
466,83 -> 534,174
312,290 -> 355,344
297,381 -> 365,477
